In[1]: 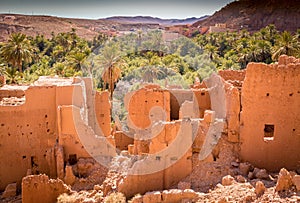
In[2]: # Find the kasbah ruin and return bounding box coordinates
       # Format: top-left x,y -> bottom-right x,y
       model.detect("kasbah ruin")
0,55 -> 299,202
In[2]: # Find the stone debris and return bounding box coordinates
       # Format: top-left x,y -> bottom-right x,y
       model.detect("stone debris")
236,175 -> 246,183
93,184 -> 102,191
230,161 -> 239,167
22,167 -> 300,203
71,161 -> 108,191
275,168 -> 293,192
162,189 -> 183,203
196,181 -> 256,202
57,190 -> 104,203
248,171 -> 254,180
178,181 -> 191,190
239,162 -> 252,176
222,175 -> 235,186
130,194 -> 143,203
142,189 -> 200,203
254,168 -> 269,179
292,175 -> 300,191
255,181 -> 266,196
143,191 -> 162,203
64,165 -> 76,186
1,183 -> 17,198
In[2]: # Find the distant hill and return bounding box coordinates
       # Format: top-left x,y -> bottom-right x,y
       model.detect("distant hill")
0,14 -> 162,41
193,0 -> 300,32
0,14 -> 109,41
104,16 -> 209,26
0,14 -> 209,41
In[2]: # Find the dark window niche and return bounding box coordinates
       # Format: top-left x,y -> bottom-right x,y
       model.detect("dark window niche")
68,154 -> 77,165
264,124 -> 274,141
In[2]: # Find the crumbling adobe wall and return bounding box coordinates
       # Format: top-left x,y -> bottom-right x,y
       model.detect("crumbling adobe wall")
22,174 -> 71,203
57,106 -> 91,163
114,131 -> 133,151
218,70 -> 245,82
0,77 -> 112,191
179,75 -> 240,193
192,89 -> 211,118
126,84 -> 171,129
148,121 -> 180,154
169,89 -> 193,120
0,86 -> 60,190
117,150 -> 192,198
219,70 -> 245,89
240,55 -> 300,171
108,82 -> 227,198
95,91 -> 111,137
104,84 -> 198,198
0,88 -> 25,101
224,82 -> 240,143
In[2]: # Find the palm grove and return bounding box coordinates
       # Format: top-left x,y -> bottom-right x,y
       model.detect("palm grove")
0,25 -> 299,97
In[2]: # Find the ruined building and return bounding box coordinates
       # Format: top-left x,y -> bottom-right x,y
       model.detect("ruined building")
0,55 -> 299,201
0,77 -> 111,191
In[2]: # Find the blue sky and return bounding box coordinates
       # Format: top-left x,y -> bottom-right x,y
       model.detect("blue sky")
0,0 -> 234,19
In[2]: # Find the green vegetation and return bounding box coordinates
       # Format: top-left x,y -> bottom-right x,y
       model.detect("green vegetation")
0,25 -> 299,92
0,31 -> 107,84
194,25 -> 300,69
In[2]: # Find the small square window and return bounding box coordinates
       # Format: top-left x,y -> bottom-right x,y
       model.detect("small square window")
264,124 -> 274,141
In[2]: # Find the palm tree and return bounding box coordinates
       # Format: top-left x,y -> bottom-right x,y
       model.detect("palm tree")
4,67 -> 21,84
140,65 -> 165,83
204,44 -> 218,61
237,48 -> 250,69
256,40 -> 272,63
265,24 -> 277,46
97,42 -> 125,101
0,33 -> 34,72
67,52 -> 87,71
272,31 -> 300,61
51,45 -> 65,62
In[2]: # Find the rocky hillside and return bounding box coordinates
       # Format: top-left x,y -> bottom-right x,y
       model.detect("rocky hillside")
0,14 -> 107,41
193,0 -> 300,32
104,15 -> 208,25
0,14 -> 161,42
